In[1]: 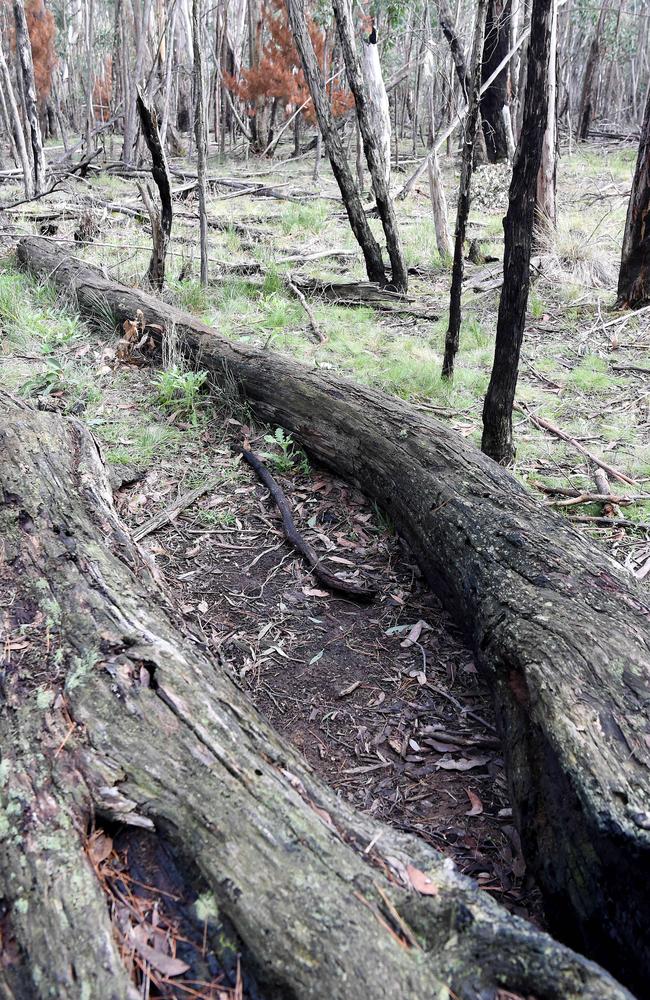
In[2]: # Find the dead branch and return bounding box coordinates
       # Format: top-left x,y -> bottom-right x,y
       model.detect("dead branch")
240,446 -> 375,600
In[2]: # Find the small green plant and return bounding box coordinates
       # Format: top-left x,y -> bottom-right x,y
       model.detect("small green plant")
260,427 -> 309,475
154,365 -> 208,425
529,293 -> 545,320
19,361 -> 69,398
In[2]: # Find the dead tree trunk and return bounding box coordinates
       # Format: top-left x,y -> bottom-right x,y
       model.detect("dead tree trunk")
0,40 -> 33,197
437,0 -> 491,165
481,0 -> 553,463
480,0 -> 513,162
577,0 -> 611,140
536,0 -> 558,228
285,0 -> 387,287
332,2 -> 408,293
617,84 -> 650,308
136,90 -> 172,290
16,235 -> 650,997
192,0 -> 209,285
442,0 -> 488,379
13,0 -> 46,194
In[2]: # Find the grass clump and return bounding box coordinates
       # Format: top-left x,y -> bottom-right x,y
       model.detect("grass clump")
154,365 -> 208,425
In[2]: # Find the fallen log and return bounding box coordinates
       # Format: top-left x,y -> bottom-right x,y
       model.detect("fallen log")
16,236 -> 650,994
0,393 -> 633,1000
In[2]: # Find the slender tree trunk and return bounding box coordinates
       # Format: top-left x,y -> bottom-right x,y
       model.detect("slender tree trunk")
442,0 -> 488,379
617,84 -> 650,307
332,0 -> 408,292
285,0 -> 387,286
13,0 -> 46,194
84,0 -> 95,153
536,0 -> 558,228
123,0 -> 154,165
192,0 -> 209,285
427,95 -> 452,258
0,41 -> 33,197
0,82 -> 20,169
136,89 -> 173,289
481,0 -> 554,463
480,0 -> 513,162
577,0 -> 611,140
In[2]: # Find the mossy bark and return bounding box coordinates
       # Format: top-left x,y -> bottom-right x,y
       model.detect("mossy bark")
14,236 -> 650,996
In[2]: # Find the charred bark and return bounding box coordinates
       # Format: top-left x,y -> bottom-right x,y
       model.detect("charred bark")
135,90 -> 172,290
442,0 -> 488,378
16,235 -> 650,996
481,0 -> 553,463
480,0 -> 513,162
617,85 -> 650,308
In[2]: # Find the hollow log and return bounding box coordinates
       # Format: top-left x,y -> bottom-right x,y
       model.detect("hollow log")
15,236 -> 650,995
0,394 -> 632,1000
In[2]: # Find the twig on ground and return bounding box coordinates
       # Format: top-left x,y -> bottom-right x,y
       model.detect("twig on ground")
132,480 -> 218,542
285,274 -> 327,343
515,402 -> 637,486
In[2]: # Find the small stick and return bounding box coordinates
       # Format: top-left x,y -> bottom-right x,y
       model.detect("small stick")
515,402 -> 637,486
285,274 -> 328,343
240,447 -> 375,601
566,515 -> 650,530
132,481 -> 218,542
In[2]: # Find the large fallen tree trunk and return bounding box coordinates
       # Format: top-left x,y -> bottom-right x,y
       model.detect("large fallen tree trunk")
15,236 -> 650,995
0,395 -> 632,1000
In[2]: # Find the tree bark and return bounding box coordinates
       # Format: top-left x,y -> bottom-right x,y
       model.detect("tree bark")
442,0 -> 488,378
285,0 -> 387,287
136,89 -> 173,290
480,0 -> 513,162
332,2 -> 408,293
535,0 -> 558,228
16,235 -> 650,997
0,391 -> 641,1000
122,0 -> 154,165
192,0 -> 209,285
577,0 -> 611,141
13,0 -> 46,194
360,27 -> 391,188
481,0 -> 553,463
617,83 -> 650,308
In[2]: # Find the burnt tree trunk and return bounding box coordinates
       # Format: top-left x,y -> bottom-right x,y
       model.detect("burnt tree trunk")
480,0 -> 512,162
332,0 -> 408,293
0,393 -> 637,1000
285,0 -> 387,287
617,84 -> 650,308
481,0 -> 553,463
577,0 -> 611,141
442,0 -> 488,379
192,0 -> 209,285
437,0 -> 490,164
16,235 -> 650,997
136,90 -> 172,290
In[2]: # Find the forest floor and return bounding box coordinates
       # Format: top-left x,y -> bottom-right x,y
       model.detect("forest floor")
1,133 -> 649,994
